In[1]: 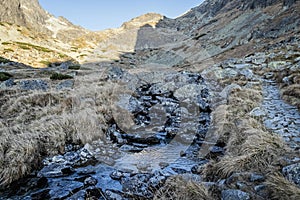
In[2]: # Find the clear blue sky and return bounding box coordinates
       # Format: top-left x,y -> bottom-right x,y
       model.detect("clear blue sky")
39,0 -> 203,31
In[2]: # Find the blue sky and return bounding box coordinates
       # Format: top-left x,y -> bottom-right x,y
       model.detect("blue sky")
39,0 -> 203,31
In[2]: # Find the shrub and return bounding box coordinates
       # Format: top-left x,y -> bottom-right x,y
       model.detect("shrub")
0,72 -> 13,81
0,56 -> 10,64
40,60 -> 51,67
50,73 -> 73,80
3,48 -> 14,53
68,65 -> 81,70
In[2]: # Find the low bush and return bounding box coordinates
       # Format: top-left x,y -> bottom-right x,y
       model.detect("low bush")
68,65 -> 81,70
50,73 -> 73,80
0,57 -> 10,64
0,72 -> 13,81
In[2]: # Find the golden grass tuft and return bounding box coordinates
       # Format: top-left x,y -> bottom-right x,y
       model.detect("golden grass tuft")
281,84 -> 300,109
265,173 -> 300,200
0,72 -> 116,187
154,175 -> 213,200
204,130 -> 289,181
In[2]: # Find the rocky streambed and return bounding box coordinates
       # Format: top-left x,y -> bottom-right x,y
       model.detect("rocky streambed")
0,67 -> 215,199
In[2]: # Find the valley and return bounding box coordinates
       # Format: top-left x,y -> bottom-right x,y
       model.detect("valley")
0,0 -> 300,199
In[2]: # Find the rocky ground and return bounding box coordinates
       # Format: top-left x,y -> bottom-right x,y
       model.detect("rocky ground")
0,0 -> 300,199
0,36 -> 299,199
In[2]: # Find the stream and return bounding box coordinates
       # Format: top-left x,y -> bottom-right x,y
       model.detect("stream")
0,67 -> 215,199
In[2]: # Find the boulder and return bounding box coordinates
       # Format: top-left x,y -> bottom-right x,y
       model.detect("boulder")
282,163 -> 300,187
221,189 -> 250,200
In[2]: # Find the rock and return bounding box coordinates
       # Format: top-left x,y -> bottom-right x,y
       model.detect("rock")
68,190 -> 86,200
221,189 -> 250,200
0,78 -> 15,89
240,69 -> 253,79
268,61 -> 289,70
105,190 -> 124,200
119,144 -> 143,152
264,72 -> 274,79
250,107 -> 266,117
251,55 -> 266,65
249,173 -> 265,182
19,79 -> 48,90
282,163 -> 300,187
209,146 -> 224,154
174,84 -> 203,101
37,163 -> 73,178
107,66 -> 125,80
56,80 -> 74,90
233,63 -> 253,69
220,84 -> 241,99
254,184 -> 266,192
31,189 -> 51,200
110,171 -> 125,180
122,173 -> 153,199
236,182 -> 247,190
84,177 -> 98,186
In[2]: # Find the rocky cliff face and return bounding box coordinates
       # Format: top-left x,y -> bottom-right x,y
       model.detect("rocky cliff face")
0,0 -> 87,40
0,0 -> 51,33
154,0 -> 299,65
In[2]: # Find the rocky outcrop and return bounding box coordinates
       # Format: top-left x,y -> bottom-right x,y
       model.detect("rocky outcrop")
0,0 -> 87,41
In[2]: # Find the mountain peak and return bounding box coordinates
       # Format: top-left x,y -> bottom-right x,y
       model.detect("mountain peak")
121,13 -> 164,29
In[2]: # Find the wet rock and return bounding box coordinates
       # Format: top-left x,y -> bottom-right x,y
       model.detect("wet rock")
119,144 -> 143,152
56,79 -> 74,90
121,173 -> 153,199
31,189 -> 50,200
106,190 -> 124,200
19,79 -> 48,91
110,171 -> 125,180
282,163 -> 300,186
84,177 -> 98,186
221,189 -> 250,200
37,163 -> 74,178
86,187 -> 104,199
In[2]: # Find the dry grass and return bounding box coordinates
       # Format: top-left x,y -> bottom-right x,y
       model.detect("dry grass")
154,175 -> 213,200
201,78 -> 297,199
0,71 -> 116,187
203,131 -> 289,181
265,173 -> 300,200
281,84 -> 300,109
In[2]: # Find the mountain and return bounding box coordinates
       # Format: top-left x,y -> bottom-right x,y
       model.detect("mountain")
151,0 -> 299,65
0,0 -> 87,40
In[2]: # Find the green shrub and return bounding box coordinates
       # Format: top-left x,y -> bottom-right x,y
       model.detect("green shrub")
0,56 -> 10,63
3,48 -> 14,53
68,65 -> 81,70
40,60 -> 52,67
50,73 -> 73,80
1,42 -> 11,45
0,72 -> 13,81
16,42 -> 52,52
